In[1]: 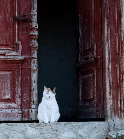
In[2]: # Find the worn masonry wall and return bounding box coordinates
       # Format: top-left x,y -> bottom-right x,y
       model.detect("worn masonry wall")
37,0 -> 77,121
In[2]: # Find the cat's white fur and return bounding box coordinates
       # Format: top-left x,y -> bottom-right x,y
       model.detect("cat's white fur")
37,86 -> 60,123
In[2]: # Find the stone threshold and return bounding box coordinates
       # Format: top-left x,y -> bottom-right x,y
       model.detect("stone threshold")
0,122 -> 109,139
107,130 -> 124,139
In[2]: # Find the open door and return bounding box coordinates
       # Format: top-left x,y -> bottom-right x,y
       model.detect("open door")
0,0 -> 38,121
77,0 -> 104,119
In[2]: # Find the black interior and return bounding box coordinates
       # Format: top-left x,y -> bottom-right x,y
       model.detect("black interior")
37,0 -> 78,121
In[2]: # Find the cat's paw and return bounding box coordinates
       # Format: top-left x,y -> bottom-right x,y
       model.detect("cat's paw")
50,118 -> 56,123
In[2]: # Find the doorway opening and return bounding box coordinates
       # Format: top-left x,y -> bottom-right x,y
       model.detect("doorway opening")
37,0 -> 78,122
37,0 -> 105,122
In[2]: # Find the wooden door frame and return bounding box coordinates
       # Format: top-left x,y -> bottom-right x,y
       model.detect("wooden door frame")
102,0 -> 123,130
35,0 -> 124,125
28,0 -> 38,120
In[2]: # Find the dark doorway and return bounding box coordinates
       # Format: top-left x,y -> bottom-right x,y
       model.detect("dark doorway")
37,0 -> 78,121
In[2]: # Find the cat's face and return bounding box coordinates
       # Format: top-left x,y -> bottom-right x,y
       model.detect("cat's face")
43,86 -> 56,100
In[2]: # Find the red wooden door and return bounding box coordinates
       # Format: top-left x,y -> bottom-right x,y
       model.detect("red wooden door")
0,0 -> 38,121
77,0 -> 104,119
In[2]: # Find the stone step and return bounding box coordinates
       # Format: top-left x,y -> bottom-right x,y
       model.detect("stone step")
0,122 -> 108,139
107,130 -> 124,139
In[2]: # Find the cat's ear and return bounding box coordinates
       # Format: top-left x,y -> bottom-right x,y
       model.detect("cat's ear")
44,86 -> 47,90
53,87 -> 56,92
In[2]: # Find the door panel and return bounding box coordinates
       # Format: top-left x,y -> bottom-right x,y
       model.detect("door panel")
0,0 -> 38,121
0,62 -> 22,121
0,0 -> 14,47
0,63 -> 22,107
0,0 -> 24,121
79,0 -> 94,61
77,0 -> 104,119
80,68 -> 95,103
0,71 -> 13,100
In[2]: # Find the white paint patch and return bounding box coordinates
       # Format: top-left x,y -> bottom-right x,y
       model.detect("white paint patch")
30,3 -> 38,120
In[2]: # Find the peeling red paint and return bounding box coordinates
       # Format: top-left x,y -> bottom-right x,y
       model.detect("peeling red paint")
77,0 -> 123,126
0,0 -> 38,121
102,0 -> 123,129
77,0 -> 104,119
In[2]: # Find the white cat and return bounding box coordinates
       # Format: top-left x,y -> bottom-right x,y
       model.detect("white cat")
37,86 -> 60,123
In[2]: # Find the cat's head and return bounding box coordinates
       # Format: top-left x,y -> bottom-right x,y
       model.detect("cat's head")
43,86 -> 56,99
